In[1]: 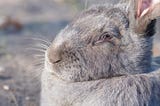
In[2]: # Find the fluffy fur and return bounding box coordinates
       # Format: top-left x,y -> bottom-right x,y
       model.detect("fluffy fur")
41,0 -> 160,106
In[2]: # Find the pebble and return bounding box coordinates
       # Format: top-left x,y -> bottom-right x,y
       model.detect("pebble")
0,66 -> 5,73
25,96 -> 30,101
3,85 -> 10,91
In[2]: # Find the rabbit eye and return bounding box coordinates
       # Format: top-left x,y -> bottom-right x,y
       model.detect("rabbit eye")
100,33 -> 112,41
94,32 -> 113,45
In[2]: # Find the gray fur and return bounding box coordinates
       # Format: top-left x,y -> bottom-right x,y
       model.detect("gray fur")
41,0 -> 160,106
46,4 -> 153,82
41,69 -> 160,106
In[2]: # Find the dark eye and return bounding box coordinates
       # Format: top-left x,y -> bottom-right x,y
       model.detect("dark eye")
100,33 -> 112,41
94,32 -> 113,45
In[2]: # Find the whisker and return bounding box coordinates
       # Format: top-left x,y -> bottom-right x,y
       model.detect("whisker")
34,67 -> 44,77
33,62 -> 44,66
32,63 -> 44,68
33,61 -> 45,65
34,59 -> 45,63
33,55 -> 45,59
33,60 -> 45,63
34,54 -> 45,56
30,69 -> 42,82
32,46 -> 47,51
31,37 -> 51,45
33,67 -> 44,74
34,43 -> 49,50
29,46 -> 47,50
26,47 -> 46,53
37,66 -> 44,70
34,57 -> 45,60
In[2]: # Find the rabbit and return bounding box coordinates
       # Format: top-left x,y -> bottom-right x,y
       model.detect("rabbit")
41,0 -> 160,106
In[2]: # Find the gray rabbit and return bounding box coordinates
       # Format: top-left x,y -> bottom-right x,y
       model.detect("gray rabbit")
41,0 -> 160,106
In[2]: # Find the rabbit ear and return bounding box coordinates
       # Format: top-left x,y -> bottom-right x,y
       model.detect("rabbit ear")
129,0 -> 160,34
137,0 -> 160,18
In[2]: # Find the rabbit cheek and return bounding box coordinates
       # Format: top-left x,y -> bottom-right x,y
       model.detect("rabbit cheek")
54,51 -> 83,82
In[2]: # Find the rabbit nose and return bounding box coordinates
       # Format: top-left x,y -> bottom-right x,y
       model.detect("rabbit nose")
47,46 -> 62,64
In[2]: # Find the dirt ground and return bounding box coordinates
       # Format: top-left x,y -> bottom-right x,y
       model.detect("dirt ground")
0,0 -> 160,106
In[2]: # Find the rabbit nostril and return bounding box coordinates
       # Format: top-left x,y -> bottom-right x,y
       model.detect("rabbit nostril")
49,58 -> 61,64
53,59 -> 61,63
48,54 -> 62,64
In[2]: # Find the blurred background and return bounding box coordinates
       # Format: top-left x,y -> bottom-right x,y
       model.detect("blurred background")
0,0 -> 159,106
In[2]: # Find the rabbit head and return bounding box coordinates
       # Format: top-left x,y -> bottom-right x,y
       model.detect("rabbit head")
45,0 -> 160,82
